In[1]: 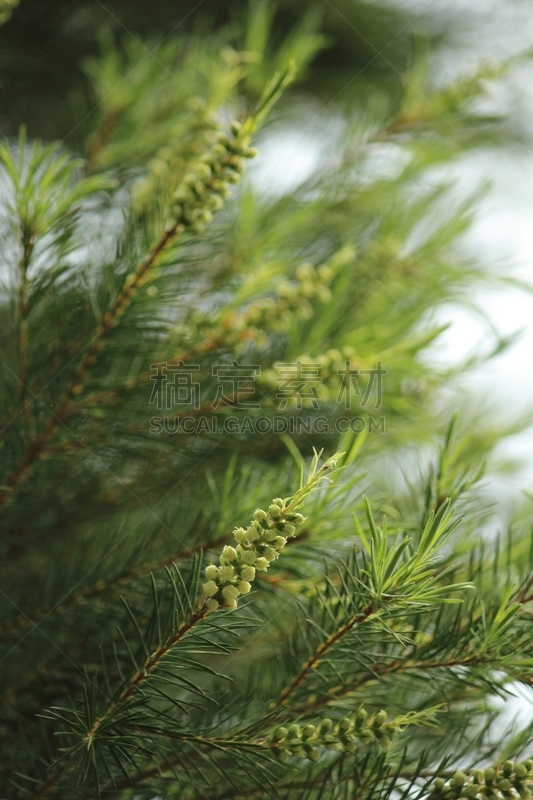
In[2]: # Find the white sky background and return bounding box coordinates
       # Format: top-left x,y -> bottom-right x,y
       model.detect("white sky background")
255,0 -> 533,524
374,0 -> 533,729
384,0 -> 533,511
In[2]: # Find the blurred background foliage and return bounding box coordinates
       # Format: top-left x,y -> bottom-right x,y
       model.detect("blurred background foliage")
0,0 -> 415,140
3,1 -> 533,796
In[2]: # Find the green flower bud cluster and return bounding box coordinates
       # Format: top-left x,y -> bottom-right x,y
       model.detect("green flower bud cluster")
244,246 -> 355,340
246,261 -> 334,330
184,254 -> 340,357
268,707 -> 393,763
133,101 -> 219,211
202,499 -> 307,611
171,120 -> 258,234
433,762 -> 533,800
168,245 -> 355,360
201,451 -> 342,611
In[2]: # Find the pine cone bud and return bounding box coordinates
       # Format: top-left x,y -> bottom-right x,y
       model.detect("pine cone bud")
246,524 -> 260,542
205,564 -> 219,580
228,154 -> 244,173
211,143 -> 226,159
287,512 -> 306,524
220,545 -> 237,564
287,724 -> 301,739
451,773 -> 466,788
234,527 -> 248,544
240,566 -> 256,582
222,584 -> 239,602
196,162 -> 211,179
203,580 -> 219,597
212,179 -> 229,197
280,523 -> 296,536
271,726 -> 288,742
207,194 -> 224,210
218,565 -> 235,581
302,724 -> 316,740
373,710 -> 387,727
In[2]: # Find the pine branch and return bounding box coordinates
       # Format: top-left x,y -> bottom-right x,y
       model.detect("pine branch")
273,602 -> 378,708
89,606 -> 209,736
0,516 -> 312,646
16,226 -> 34,438
72,244 -> 346,414
296,654 -> 487,715
0,533 -> 228,640
24,609 -> 210,799
76,707 -> 437,798
270,498 -> 470,710
27,451 -> 340,796
0,129 -> 257,510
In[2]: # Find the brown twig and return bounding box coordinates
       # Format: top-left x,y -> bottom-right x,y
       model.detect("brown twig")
0,220 -> 183,510
0,534 -> 226,640
28,606 -> 208,799
272,602 -> 377,709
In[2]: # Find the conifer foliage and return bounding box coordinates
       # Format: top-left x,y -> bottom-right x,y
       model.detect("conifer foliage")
1,3 -> 533,799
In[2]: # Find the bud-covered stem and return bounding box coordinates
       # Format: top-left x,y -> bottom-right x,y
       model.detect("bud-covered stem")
431,762 -> 533,800
200,450 -> 343,612
0,120 -> 258,510
265,706 -> 397,762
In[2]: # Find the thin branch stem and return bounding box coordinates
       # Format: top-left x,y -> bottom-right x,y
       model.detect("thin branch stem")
0,219 -> 183,509
27,606 -> 208,800
292,653 -> 485,715
0,533 -> 226,640
17,234 -> 35,438
272,602 -> 377,709
84,606 -> 208,742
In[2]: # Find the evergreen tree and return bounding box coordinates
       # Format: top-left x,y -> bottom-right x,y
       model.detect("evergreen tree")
1,4 -> 533,799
